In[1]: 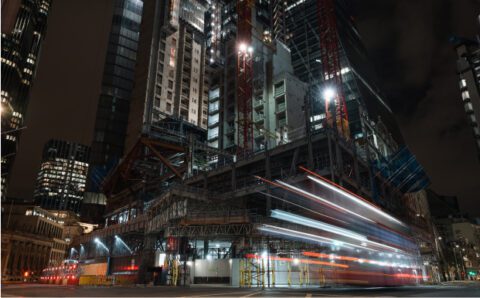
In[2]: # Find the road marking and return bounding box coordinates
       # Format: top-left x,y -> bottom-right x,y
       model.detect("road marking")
305,293 -> 312,298
241,290 -> 263,297
196,290 -> 260,297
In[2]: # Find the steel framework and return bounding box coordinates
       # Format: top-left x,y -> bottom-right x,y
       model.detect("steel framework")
236,0 -> 254,153
317,0 -> 350,139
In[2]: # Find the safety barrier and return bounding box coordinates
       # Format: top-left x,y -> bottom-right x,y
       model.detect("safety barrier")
78,275 -> 136,286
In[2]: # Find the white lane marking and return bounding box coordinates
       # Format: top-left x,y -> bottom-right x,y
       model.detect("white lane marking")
241,290 -> 263,297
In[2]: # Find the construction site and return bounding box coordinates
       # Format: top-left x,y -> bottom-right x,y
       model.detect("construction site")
70,0 -> 436,287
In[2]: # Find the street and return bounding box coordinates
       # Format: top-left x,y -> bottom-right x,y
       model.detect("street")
1,283 -> 480,297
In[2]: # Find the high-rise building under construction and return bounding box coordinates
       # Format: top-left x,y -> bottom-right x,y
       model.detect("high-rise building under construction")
125,0 -> 210,152
70,0 -> 435,286
282,0 -> 402,160
205,1 -> 307,153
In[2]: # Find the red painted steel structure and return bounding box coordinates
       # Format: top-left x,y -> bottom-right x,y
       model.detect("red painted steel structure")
236,0 -> 254,153
317,0 -> 350,139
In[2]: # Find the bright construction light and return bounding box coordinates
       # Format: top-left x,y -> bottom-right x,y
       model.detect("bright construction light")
322,88 -> 336,102
238,43 -> 247,52
186,261 -> 193,266
293,258 -> 299,265
94,237 -> 109,252
247,46 -> 253,54
115,235 -> 133,254
307,175 -> 406,226
261,251 -> 268,259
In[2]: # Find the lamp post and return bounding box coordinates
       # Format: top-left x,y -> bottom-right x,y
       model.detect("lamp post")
452,243 -> 462,280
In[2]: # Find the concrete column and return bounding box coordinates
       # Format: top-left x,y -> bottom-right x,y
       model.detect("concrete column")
2,239 -> 12,277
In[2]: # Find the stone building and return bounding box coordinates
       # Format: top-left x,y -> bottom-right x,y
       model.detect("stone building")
1,203 -> 67,281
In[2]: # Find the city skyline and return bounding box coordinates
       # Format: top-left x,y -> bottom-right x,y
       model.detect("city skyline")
2,0 -> 480,290
5,0 -> 480,217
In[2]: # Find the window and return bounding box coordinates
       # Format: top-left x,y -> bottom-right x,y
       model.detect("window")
208,127 -> 219,139
166,102 -> 172,112
167,91 -> 173,99
209,101 -> 219,112
462,90 -> 470,101
208,113 -> 219,125
168,80 -> 173,89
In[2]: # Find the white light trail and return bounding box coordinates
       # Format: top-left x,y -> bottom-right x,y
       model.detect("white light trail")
271,209 -> 367,241
307,175 -> 406,226
275,180 -> 375,223
257,224 -> 378,252
271,209 -> 404,253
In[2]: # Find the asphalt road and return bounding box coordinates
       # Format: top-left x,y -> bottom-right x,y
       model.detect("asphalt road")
1,283 -> 480,297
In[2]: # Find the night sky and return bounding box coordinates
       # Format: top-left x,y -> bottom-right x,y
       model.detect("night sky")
354,0 -> 480,216
8,0 -> 480,216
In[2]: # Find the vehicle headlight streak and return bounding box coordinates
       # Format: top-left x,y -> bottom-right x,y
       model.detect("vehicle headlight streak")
306,175 -> 406,227
274,180 -> 375,223
271,209 -> 367,241
257,224 -> 378,252
271,209 -> 405,253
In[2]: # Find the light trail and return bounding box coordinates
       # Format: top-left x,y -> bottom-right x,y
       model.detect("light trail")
244,253 -> 349,268
271,209 -> 405,253
259,191 -> 346,224
257,224 -> 378,252
271,209 -> 367,241
302,252 -> 419,269
272,179 -> 375,223
306,174 -> 406,227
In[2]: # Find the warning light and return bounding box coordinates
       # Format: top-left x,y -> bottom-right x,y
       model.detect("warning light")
23,271 -> 29,277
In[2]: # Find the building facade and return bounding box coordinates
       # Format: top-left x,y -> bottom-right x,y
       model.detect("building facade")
453,37 -> 480,160
1,203 -> 67,281
1,0 -> 51,199
33,139 -> 90,213
205,1 -> 307,153
125,0 -> 209,152
88,0 -> 145,192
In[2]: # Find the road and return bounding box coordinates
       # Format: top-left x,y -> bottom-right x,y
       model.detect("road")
1,283 -> 479,297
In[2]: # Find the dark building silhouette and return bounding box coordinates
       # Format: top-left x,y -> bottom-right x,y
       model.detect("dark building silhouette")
88,0 -> 144,192
1,0 -> 51,199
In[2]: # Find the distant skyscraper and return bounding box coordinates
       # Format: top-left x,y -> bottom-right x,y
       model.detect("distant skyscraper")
453,37 -> 480,160
1,0 -> 51,199
125,0 -> 209,151
88,0 -> 144,191
34,139 -> 90,213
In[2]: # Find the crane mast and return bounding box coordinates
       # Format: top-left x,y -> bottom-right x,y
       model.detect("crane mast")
317,0 -> 350,139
